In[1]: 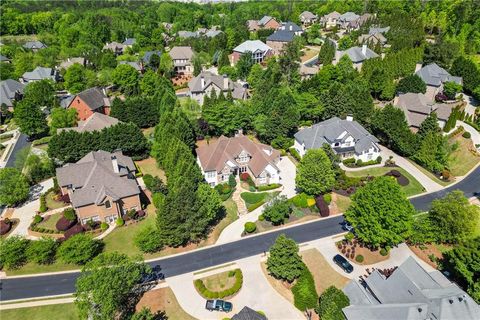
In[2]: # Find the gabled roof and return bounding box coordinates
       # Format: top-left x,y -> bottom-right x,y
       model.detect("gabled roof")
258,15 -> 274,26
21,67 -> 57,82
56,150 -> 139,207
196,134 -> 280,177
0,79 -> 25,107
23,41 -> 47,50
280,21 -> 302,32
233,40 -> 271,54
340,46 -> 378,63
338,12 -> 360,22
177,31 -> 199,38
395,93 -> 455,127
415,63 -> 463,87
205,30 -> 223,38
300,11 -> 318,20
294,117 -> 379,154
231,306 -> 267,320
349,13 -> 372,28
122,38 -> 136,46
343,257 -> 480,320
74,87 -> 108,111
358,33 -> 387,45
169,46 -> 194,60
266,30 -> 295,43
119,61 -> 142,72
322,11 -> 341,20
188,71 -> 248,99
59,112 -> 120,133
60,57 -> 86,69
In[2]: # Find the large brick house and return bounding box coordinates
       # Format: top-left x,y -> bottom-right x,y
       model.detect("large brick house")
56,151 -> 141,225
67,87 -> 111,121
196,132 -> 280,187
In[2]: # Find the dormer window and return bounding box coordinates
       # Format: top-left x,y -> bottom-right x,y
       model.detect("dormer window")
105,200 -> 111,209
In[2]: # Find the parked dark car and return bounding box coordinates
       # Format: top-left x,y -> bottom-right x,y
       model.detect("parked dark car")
333,254 -> 354,273
341,220 -> 354,232
205,299 -> 233,312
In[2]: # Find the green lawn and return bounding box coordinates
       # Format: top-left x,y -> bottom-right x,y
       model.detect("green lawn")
6,260 -> 79,276
334,193 -> 352,212
345,167 -> 425,197
135,157 -> 167,182
1,303 -> 79,320
407,159 -> 451,186
448,135 -> 480,177
37,212 -> 62,230
241,191 -> 280,211
0,134 -> 13,143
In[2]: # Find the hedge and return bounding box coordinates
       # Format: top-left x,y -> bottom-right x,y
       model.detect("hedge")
323,193 -> 332,204
462,131 -> 471,138
56,216 -> 76,231
257,183 -> 281,191
32,136 -> 52,146
39,194 -> 47,213
355,255 -> 364,263
292,266 -> 318,311
63,208 -> 76,221
63,224 -> 85,239
194,269 -> 243,299
289,148 -> 301,161
244,222 -> 256,233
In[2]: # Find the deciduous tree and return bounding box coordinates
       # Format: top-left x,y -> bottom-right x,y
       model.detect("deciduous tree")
267,234 -> 304,282
0,168 -> 30,206
296,149 -> 335,195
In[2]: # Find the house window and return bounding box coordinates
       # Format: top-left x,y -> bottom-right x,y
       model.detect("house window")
206,171 -> 216,178
239,166 -> 247,173
105,200 -> 111,209
344,142 -> 351,147
367,153 -> 373,160
239,155 -> 248,163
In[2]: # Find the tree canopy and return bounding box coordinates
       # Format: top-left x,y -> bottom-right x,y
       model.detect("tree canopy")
296,149 -> 335,196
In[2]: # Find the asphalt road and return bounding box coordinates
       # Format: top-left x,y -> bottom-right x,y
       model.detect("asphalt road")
5,133 -> 31,168
1,166 -> 478,301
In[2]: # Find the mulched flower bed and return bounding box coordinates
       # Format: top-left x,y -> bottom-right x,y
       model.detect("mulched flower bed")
384,170 -> 409,186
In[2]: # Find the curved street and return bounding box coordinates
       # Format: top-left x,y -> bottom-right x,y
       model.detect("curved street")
1,165 -> 479,302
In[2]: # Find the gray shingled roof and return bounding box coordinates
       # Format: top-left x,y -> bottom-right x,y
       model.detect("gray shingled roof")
369,26 -> 390,35
56,151 -> 139,207
188,71 -> 248,100
294,117 -> 379,155
342,257 -> 480,320
415,63 -> 463,87
340,46 -> 379,63
122,38 -> 136,46
280,21 -> 302,32
177,31 -> 199,38
169,46 -> 194,60
21,67 -> 57,82
339,12 -> 360,22
142,50 -> 162,63
258,16 -> 273,26
76,87 -> 108,111
266,30 -> 295,42
395,93 -> 456,127
119,61 -> 142,71
0,79 -> 25,107
231,306 -> 267,320
23,41 -> 47,50
233,40 -> 271,54
59,112 -> 120,133
300,11 -> 317,20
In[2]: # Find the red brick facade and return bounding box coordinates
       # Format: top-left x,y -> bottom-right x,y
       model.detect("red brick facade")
68,97 -> 106,121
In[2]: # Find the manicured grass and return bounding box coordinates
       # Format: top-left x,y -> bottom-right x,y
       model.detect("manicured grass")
300,249 -> 349,294
136,287 -> 197,320
346,167 -> 425,197
45,191 -> 66,210
301,46 -> 320,62
334,193 -> 352,213
6,261 -> 79,276
241,191 -> 280,211
448,135 -> 480,176
201,270 -> 237,291
0,134 -> 13,143
37,212 -> 62,230
135,157 -> 167,182
1,303 -> 79,320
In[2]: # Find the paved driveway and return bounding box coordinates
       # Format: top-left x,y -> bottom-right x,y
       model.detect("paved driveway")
277,156 -> 297,198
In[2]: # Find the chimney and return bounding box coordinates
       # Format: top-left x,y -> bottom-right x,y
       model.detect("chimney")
289,25 -> 292,31
111,155 -> 119,174
346,115 -> 353,121
223,74 -> 228,90
362,44 -> 367,55
201,75 -> 205,89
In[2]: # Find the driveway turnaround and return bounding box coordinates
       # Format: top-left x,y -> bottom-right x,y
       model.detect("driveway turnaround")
2,168 -> 479,301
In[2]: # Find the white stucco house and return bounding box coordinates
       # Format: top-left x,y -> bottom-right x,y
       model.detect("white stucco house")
195,132 -> 280,187
294,116 -> 381,162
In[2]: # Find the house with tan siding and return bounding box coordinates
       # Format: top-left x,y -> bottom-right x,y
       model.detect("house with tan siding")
196,132 -> 280,187
56,151 -> 141,225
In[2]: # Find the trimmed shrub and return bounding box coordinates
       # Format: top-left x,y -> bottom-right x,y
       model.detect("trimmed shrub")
316,285 -> 350,319
194,269 -> 243,299
116,217 -> 124,227
342,158 -> 355,166
143,174 -> 167,194
258,214 -> 265,221
33,214 -> 43,224
39,194 -> 47,213
228,174 -> 237,188
100,222 -> 109,231
240,172 -> 251,182
292,266 -> 318,311
0,219 -> 12,235
249,186 -> 256,192
292,193 -> 309,208
462,131 -> 471,138
345,232 -> 354,242
355,255 -> 364,263
379,248 -> 388,256
63,224 -> 85,239
289,148 -> 301,161
0,235 -> 30,269
63,208 -> 76,222
244,222 -> 256,233
56,216 -> 76,231
323,193 -> 332,204
315,195 -> 330,217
